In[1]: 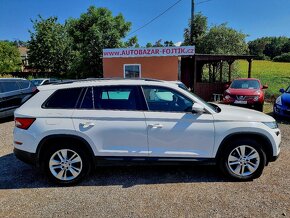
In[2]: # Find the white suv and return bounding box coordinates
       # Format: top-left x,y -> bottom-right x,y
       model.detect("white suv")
13,79 -> 281,185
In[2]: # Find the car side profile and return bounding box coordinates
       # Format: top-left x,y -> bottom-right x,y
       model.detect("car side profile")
13,79 -> 281,185
223,78 -> 268,111
0,78 -> 37,119
31,78 -> 59,86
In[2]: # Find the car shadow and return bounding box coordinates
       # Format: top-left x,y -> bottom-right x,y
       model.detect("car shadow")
0,153 -> 235,190
0,116 -> 14,124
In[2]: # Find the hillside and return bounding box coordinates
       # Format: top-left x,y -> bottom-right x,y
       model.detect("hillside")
237,60 -> 290,97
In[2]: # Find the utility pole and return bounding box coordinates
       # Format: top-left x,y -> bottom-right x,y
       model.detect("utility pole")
190,0 -> 195,45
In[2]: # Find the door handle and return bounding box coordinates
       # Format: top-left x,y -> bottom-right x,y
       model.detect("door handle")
80,122 -> 95,128
148,123 -> 163,129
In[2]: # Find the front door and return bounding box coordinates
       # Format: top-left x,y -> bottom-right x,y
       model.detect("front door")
142,86 -> 215,158
72,86 -> 148,157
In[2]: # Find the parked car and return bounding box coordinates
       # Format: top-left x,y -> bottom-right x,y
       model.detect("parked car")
13,78 -> 280,185
0,78 -> 37,119
273,86 -> 290,118
223,78 -> 268,111
31,78 -> 59,86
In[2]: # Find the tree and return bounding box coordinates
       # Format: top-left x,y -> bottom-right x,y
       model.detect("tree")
153,39 -> 163,47
164,40 -> 175,47
124,36 -> 139,48
264,37 -> 289,59
28,16 -> 71,74
0,41 -> 21,73
146,42 -> 153,48
182,13 -> 207,50
199,24 -> 248,55
67,6 -> 131,78
248,37 -> 271,59
281,39 -> 290,53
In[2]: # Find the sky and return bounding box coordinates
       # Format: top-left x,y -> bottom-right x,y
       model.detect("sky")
1,0 -> 290,46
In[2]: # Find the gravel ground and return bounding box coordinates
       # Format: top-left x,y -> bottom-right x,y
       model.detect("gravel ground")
0,116 -> 289,218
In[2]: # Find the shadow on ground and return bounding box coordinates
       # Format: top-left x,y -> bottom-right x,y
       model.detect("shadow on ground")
0,116 -> 14,124
0,153 -> 233,190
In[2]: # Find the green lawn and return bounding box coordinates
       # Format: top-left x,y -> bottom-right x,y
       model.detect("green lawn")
236,60 -> 290,97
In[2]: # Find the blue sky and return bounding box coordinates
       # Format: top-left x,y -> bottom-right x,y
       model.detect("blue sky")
1,0 -> 290,46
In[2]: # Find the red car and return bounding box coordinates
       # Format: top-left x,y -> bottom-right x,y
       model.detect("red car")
223,78 -> 268,111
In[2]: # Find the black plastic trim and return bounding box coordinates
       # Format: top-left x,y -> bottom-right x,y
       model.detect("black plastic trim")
14,148 -> 37,165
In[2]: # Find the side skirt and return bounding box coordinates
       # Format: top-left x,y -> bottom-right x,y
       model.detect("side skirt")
94,156 -> 216,167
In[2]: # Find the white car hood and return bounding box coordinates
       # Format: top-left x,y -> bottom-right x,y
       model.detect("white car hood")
213,104 -> 275,122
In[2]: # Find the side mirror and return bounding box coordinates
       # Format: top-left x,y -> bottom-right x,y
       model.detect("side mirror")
262,85 -> 268,89
192,103 -> 205,114
224,84 -> 230,89
280,88 -> 285,93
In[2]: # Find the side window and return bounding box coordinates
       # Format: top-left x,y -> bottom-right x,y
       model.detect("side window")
1,81 -> 20,92
94,86 -> 140,110
43,88 -> 82,109
142,86 -> 193,112
18,80 -> 30,89
124,64 -> 141,78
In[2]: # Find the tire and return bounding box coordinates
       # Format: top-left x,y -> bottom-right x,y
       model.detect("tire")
42,142 -> 91,185
255,104 -> 264,112
218,139 -> 267,181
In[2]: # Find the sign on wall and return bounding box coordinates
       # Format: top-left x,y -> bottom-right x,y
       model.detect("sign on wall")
103,46 -> 195,58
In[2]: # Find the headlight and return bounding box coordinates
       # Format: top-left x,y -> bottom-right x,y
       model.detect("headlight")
263,121 -> 278,129
275,96 -> 282,105
254,90 -> 261,95
225,89 -> 231,94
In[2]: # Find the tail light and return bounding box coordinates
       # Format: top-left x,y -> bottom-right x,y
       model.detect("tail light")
15,118 -> 36,130
32,87 -> 39,94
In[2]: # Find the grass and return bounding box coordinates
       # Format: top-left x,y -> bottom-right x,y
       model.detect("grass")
236,60 -> 290,98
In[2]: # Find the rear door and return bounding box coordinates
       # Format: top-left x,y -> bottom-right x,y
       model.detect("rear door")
72,85 -> 149,157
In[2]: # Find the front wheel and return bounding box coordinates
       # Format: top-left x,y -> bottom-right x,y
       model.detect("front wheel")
255,104 -> 264,112
43,144 -> 91,185
218,139 -> 267,181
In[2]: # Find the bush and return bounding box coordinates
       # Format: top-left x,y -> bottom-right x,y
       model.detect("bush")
0,73 -> 13,78
273,52 -> 290,62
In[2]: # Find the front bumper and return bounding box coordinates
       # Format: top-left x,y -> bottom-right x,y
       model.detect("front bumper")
14,148 -> 37,165
274,104 -> 290,118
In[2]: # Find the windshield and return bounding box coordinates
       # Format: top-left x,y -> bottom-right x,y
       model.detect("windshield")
182,88 -> 219,112
230,80 -> 260,89
31,79 -> 44,86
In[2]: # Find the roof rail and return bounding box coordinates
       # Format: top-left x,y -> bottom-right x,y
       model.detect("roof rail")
52,77 -> 163,85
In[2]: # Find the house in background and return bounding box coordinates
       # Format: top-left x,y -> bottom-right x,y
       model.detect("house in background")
18,46 -> 29,72
102,46 -> 254,101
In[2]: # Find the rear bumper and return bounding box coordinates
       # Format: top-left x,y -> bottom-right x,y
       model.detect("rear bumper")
14,148 -> 37,165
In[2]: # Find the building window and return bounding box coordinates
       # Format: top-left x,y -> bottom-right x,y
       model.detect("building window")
124,64 -> 141,78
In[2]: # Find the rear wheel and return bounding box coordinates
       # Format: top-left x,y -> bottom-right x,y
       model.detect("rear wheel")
218,139 -> 266,180
43,143 -> 91,185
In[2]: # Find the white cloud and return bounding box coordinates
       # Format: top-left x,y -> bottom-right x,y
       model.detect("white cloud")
174,41 -> 182,47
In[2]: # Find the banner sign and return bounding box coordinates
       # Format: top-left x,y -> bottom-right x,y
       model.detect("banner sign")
103,46 -> 195,58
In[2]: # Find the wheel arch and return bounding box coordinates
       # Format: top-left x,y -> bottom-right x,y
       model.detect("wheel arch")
36,134 -> 95,167
215,132 -> 273,164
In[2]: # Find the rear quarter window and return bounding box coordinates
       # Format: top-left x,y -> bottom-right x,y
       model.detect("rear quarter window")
43,88 -> 83,109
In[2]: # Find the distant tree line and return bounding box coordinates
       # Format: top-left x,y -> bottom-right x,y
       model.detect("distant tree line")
248,37 -> 290,62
